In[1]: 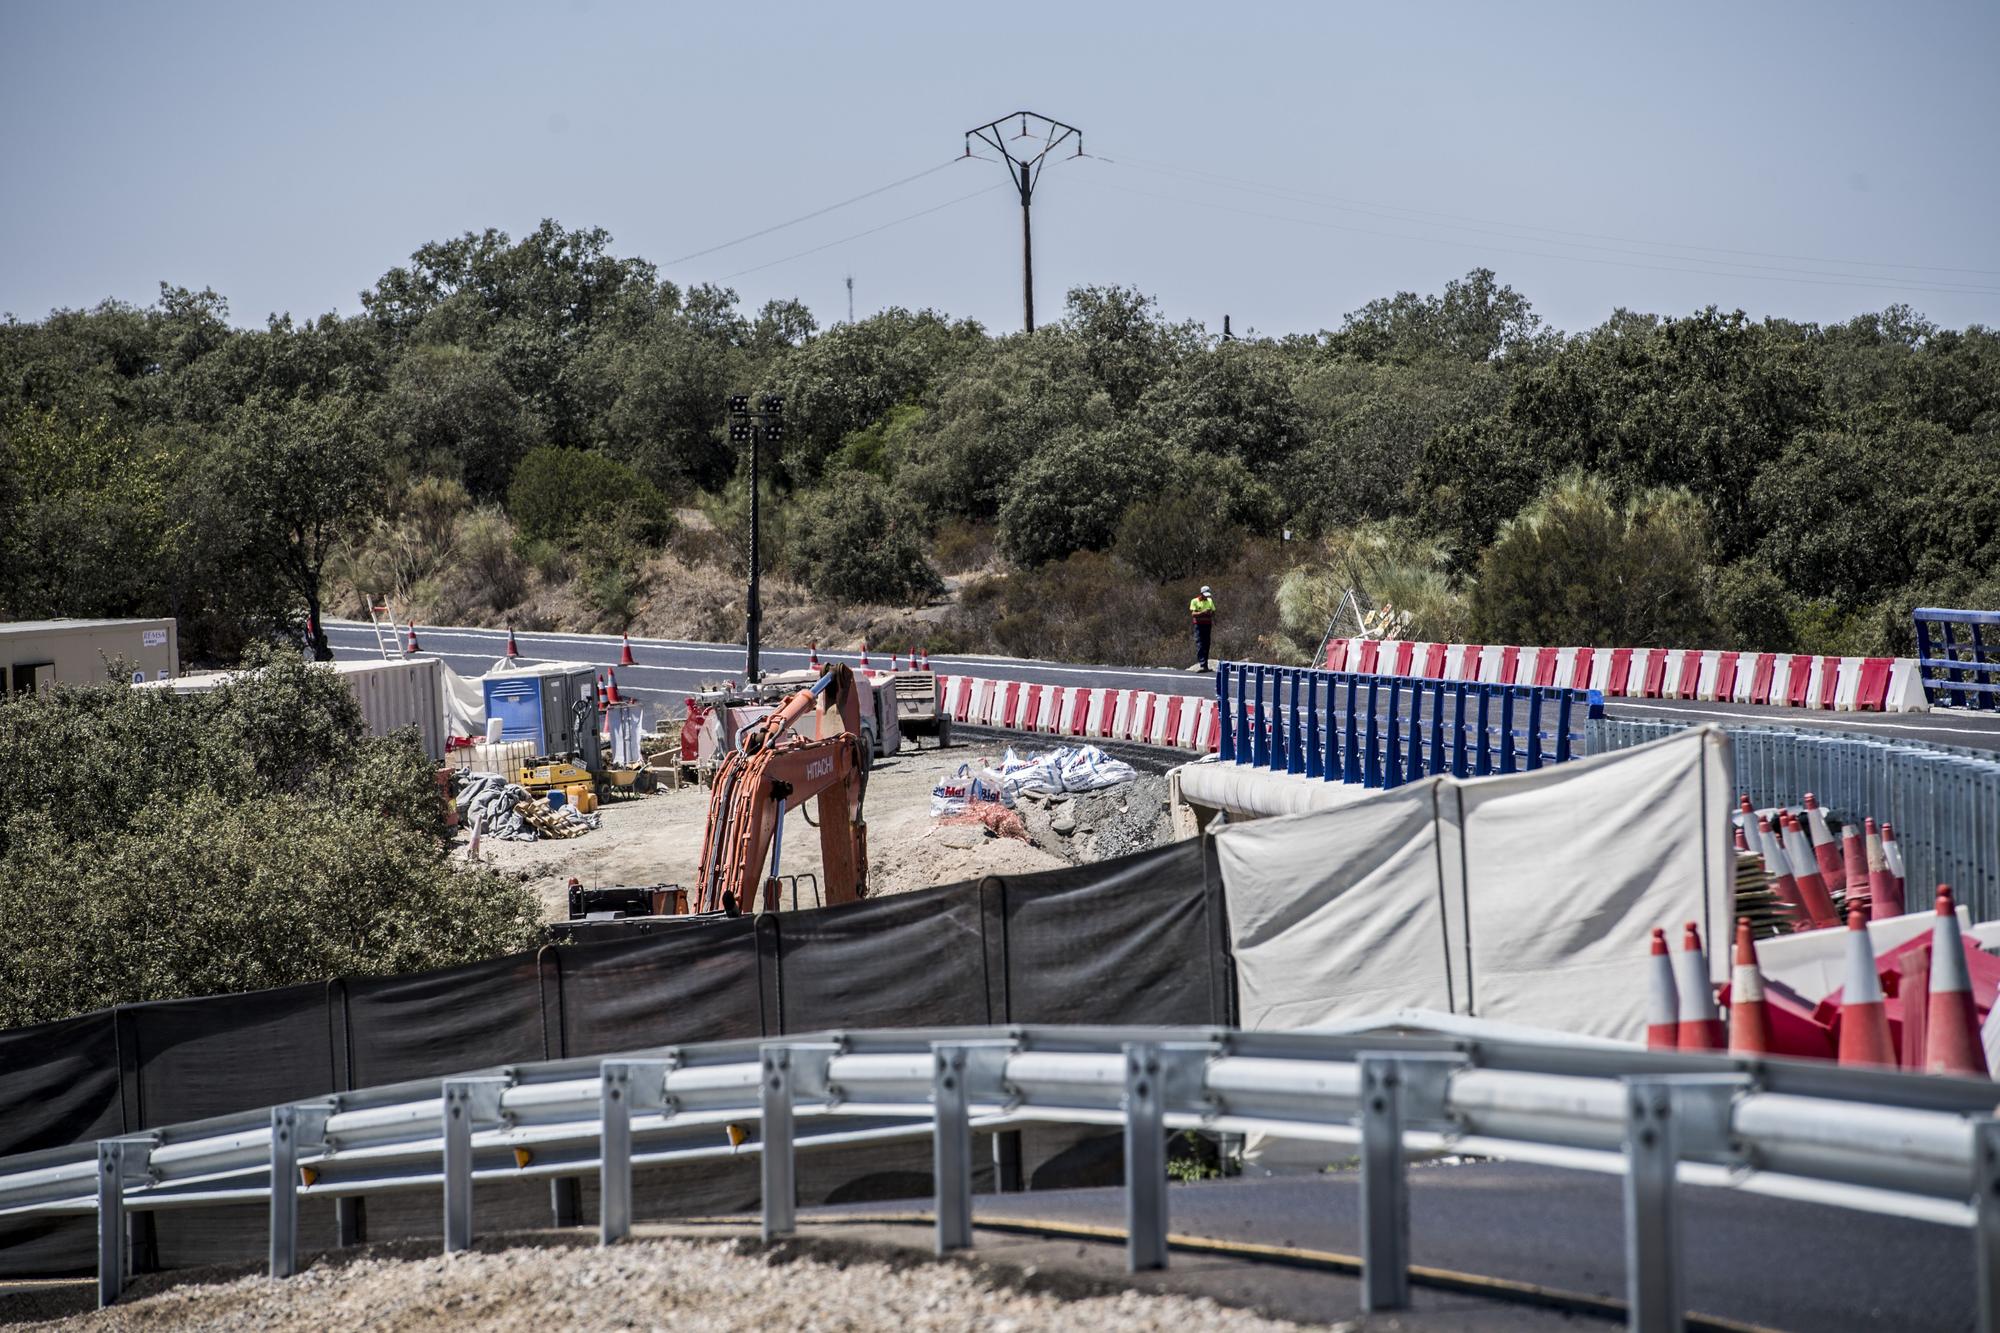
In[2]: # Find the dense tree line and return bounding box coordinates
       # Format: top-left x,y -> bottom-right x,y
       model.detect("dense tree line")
4,220 -> 1996,667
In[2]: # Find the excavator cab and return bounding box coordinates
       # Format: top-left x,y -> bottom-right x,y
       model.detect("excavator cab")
693,663 -> 870,915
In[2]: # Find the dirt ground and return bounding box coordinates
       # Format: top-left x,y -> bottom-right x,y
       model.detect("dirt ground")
462,738 -> 1163,920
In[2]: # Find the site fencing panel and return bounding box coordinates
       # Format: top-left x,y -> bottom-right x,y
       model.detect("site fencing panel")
1915,607 -> 2000,710
1215,662 -> 1599,787
1590,717 -> 2000,920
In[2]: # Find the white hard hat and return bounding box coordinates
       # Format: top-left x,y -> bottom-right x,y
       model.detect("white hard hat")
1200,585 -> 1211,595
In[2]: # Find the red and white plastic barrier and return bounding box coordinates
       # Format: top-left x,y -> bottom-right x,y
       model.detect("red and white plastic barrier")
937,674 -> 1219,752
1323,638 -> 1927,713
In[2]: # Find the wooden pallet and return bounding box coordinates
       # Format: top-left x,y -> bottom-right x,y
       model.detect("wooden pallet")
512,798 -> 585,839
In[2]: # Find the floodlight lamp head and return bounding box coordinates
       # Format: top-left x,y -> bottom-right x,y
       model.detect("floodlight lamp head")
763,419 -> 783,444
761,395 -> 783,416
728,394 -> 750,414
729,422 -> 752,442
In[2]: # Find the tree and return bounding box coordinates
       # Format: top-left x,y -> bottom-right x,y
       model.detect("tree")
997,425 -> 1165,567
506,446 -> 674,550
225,395 -> 388,658
1471,474 -> 1720,647
378,344 -> 534,499
0,653 -> 541,1028
1327,268 -> 1547,364
786,474 -> 942,605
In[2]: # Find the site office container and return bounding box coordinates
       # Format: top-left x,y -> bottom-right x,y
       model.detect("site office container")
141,656 -> 449,762
0,618 -> 179,693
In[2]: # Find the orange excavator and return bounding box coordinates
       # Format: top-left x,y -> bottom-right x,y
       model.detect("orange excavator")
693,663 -> 870,915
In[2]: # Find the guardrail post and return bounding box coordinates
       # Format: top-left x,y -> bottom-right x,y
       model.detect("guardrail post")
1123,1041 -> 1167,1271
1303,671 -> 1323,778
95,1137 -> 150,1308
1268,670 -> 1287,770
1285,670 -> 1303,773
1428,680 -> 1447,776
1451,682 -> 1469,777
1357,1053 -> 1463,1313
1498,686 -> 1519,775
1235,664 -> 1251,765
442,1075 -> 508,1255
1474,685 -> 1493,776
1405,680 -> 1426,781
600,1057 -> 675,1244
1363,678 -> 1382,788
1216,664 -> 1234,763
1342,675 -> 1362,784
761,1046 -> 796,1241
934,1045 -> 973,1252
1384,681 -> 1404,788
1623,1075 -> 1744,1333
269,1102 -> 331,1279
1976,1118 -> 2000,1333
1555,690 -> 1575,764
335,1197 -> 365,1249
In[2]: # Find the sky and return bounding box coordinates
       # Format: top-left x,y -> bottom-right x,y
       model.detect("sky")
3,0 -> 1998,338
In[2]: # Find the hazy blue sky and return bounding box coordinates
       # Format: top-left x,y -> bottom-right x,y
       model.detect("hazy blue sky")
3,1 -> 1996,337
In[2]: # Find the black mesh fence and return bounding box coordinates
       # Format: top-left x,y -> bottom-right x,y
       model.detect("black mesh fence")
0,837 -> 1229,1277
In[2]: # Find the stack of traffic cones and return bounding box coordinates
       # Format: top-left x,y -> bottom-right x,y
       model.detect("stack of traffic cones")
1841,818 -> 1871,917
1675,923 -> 1726,1050
1754,815 -> 1807,925
1837,910 -> 1896,1068
1727,920 -> 1773,1055
1865,819 -> 1903,917
1646,928 -> 1679,1050
620,633 -> 636,666
1883,824 -> 1909,913
1925,886 -> 1989,1078
1780,811 -> 1841,927
1801,794 -> 1846,893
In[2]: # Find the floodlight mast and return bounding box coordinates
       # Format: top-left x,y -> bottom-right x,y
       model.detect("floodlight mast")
964,112 -> 1082,333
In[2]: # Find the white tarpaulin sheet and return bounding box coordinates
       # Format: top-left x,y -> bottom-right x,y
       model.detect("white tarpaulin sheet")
1218,726 -> 1734,1044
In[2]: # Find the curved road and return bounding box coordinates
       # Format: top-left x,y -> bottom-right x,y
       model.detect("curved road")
327,620 -> 2000,751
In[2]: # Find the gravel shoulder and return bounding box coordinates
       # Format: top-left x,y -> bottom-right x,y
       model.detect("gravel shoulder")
10,1231 -> 1320,1332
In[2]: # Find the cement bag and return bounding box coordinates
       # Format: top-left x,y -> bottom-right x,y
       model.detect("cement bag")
997,747 -> 1064,800
1058,744 -> 1135,792
931,764 -> 975,816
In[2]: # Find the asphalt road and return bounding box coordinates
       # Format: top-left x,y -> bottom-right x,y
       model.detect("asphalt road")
820,1163 -> 1973,1332
326,620 -> 2000,752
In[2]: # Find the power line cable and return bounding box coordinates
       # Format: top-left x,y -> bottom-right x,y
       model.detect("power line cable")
722,185 -> 1004,280
665,159 -> 964,267
1110,154 -> 2000,280
1079,173 -> 2000,300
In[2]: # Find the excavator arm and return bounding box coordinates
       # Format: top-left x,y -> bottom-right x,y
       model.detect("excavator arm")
693,664 -> 870,915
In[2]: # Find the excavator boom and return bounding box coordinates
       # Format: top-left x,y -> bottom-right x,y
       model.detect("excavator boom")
693,664 -> 870,914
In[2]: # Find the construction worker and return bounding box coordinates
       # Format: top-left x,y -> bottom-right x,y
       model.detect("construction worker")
1189,585 -> 1216,671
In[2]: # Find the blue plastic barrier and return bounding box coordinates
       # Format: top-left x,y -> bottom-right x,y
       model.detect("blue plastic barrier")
1214,661 -> 1601,789
1914,607 -> 2000,711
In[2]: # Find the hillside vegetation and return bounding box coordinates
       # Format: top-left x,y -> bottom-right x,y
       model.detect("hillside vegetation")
4,221 -> 1997,669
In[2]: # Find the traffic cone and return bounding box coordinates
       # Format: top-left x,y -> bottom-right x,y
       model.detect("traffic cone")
1882,823 -> 1908,913
1734,822 -> 1750,853
1675,923 -> 1725,1050
1925,886 -> 1989,1078
1801,794 -> 1845,893
808,643 -> 821,669
1836,910 -> 1896,1068
1728,919 -> 1773,1055
1864,818 -> 1902,917
1841,819 -> 1871,916
890,651 -> 901,671
505,624 -> 520,661
595,673 -> 607,707
620,633 -> 636,666
1780,811 -> 1841,928
919,648 -> 931,672
405,621 -> 421,652
859,642 -> 871,669
1754,815 -> 1808,924
606,668 -> 622,705
1645,928 -> 1679,1050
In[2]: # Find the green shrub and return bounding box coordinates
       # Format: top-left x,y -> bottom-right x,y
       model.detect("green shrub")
786,474 -> 942,605
507,446 -> 675,549
997,426 -> 1163,567
0,650 -> 541,1028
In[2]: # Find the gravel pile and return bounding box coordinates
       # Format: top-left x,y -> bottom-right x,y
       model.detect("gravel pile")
1018,774 -> 1173,865
37,1234 -> 1309,1331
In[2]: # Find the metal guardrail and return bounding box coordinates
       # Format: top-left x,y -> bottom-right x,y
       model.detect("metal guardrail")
1590,717 -> 2000,921
1215,662 -> 1601,787
1915,607 -> 2000,711
8,1023 -> 2000,1331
